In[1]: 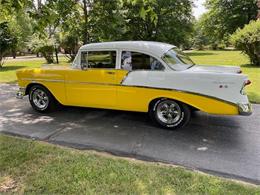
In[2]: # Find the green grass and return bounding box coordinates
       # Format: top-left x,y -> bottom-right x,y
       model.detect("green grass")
188,50 -> 260,103
0,135 -> 259,194
0,51 -> 259,103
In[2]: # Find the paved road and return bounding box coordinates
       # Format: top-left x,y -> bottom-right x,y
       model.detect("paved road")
0,84 -> 260,184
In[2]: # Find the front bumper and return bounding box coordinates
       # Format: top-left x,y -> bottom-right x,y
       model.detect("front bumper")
16,87 -> 26,99
238,103 -> 252,116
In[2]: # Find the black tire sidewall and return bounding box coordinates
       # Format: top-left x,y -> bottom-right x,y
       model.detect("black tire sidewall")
150,99 -> 190,130
29,85 -> 55,113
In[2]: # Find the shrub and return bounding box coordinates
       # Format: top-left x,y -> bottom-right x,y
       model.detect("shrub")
231,20 -> 260,66
27,35 -> 55,64
59,33 -> 81,62
37,45 -> 55,64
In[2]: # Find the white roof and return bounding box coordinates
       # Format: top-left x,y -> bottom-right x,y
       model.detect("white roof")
79,41 -> 176,57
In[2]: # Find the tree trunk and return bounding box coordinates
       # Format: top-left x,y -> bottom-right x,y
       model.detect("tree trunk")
83,0 -> 89,44
257,0 -> 260,19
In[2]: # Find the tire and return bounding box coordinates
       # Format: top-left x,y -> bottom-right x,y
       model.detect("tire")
29,85 -> 57,113
149,99 -> 191,130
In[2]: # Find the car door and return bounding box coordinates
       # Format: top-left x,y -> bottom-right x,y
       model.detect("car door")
116,50 -> 166,111
65,50 -> 118,108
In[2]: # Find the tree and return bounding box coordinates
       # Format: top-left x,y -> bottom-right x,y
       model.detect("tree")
192,21 -> 209,50
199,0 -> 258,47
0,22 -> 17,67
121,0 -> 194,46
231,20 -> 260,66
89,0 -> 125,42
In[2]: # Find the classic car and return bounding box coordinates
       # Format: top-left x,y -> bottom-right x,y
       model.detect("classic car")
16,41 -> 252,129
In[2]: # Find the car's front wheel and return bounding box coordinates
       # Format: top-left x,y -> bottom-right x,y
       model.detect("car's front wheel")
29,85 -> 57,113
149,99 -> 191,130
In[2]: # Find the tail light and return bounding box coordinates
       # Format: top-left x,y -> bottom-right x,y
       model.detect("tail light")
240,80 -> 251,95
245,80 -> 251,86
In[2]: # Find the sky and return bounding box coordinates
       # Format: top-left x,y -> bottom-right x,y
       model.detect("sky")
193,0 -> 207,19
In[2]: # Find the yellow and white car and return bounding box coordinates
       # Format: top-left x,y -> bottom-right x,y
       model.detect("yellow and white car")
16,41 -> 252,129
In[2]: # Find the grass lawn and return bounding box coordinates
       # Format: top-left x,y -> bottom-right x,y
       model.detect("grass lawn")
0,50 -> 259,103
0,135 -> 259,194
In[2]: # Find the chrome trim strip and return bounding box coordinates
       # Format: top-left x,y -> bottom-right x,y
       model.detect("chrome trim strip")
66,80 -> 117,86
21,78 -> 64,83
120,71 -> 132,84
22,78 -> 237,106
66,80 -> 237,106
121,85 -> 237,106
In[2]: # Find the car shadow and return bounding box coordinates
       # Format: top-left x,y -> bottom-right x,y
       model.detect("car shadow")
3,103 -> 245,149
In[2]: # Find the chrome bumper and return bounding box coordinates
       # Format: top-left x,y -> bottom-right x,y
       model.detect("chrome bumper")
238,103 -> 252,116
16,87 -> 26,99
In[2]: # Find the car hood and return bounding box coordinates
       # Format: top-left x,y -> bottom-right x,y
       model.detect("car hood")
187,65 -> 241,74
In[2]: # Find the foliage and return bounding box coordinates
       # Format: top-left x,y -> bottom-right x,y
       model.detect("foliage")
197,0 -> 258,48
192,21 -> 209,50
89,0 -> 125,42
0,0 -> 32,22
1,0 -> 33,58
37,45 -> 55,64
59,32 -> 81,62
230,20 -> 260,66
27,34 -> 55,64
0,22 -> 17,67
121,0 -> 194,46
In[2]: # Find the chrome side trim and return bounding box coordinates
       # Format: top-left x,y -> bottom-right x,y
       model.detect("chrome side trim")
120,71 -> 132,84
21,78 -> 64,83
65,80 -> 118,86
66,80 -> 237,106
22,78 -> 237,106
121,85 -> 237,106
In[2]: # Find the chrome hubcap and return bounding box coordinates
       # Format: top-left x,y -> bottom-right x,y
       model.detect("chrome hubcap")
156,100 -> 181,124
32,89 -> 49,110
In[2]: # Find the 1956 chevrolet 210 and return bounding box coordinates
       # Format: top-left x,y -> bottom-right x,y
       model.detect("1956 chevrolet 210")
16,41 -> 252,129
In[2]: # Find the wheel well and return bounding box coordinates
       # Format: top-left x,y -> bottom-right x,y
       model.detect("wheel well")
25,83 -> 47,95
148,97 -> 199,112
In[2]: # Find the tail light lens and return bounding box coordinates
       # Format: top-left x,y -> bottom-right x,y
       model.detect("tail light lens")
240,80 -> 251,95
245,80 -> 251,86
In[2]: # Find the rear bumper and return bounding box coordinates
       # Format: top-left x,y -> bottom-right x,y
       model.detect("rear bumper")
16,87 -> 26,99
238,103 -> 252,116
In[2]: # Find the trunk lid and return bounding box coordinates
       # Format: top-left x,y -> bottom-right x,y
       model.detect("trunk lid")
188,65 -> 241,74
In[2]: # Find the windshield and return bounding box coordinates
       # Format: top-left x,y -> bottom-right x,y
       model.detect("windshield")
162,48 -> 195,71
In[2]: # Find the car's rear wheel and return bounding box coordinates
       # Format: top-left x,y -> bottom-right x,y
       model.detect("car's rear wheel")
29,85 -> 57,113
149,99 -> 191,130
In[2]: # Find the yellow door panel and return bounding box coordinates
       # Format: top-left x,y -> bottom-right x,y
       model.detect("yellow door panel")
65,69 -> 117,107
115,69 -> 129,84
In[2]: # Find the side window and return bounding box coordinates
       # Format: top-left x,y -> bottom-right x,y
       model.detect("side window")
121,51 -> 164,71
81,51 -> 116,69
